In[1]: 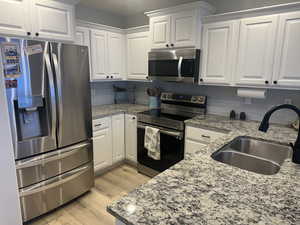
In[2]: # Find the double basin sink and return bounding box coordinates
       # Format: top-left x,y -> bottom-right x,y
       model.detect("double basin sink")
211,136 -> 292,175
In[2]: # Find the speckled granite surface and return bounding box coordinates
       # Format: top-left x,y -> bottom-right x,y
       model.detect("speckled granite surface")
92,104 -> 149,119
107,114 -> 300,225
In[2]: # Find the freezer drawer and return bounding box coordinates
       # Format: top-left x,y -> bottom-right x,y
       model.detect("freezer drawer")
16,141 -> 93,188
19,163 -> 94,222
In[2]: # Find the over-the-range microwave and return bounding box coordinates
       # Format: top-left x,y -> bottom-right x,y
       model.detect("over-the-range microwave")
148,48 -> 200,83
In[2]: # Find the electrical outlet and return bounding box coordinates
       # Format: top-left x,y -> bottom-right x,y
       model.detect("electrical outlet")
284,99 -> 292,104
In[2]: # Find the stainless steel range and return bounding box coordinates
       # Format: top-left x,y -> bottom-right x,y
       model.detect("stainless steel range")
137,92 -> 207,177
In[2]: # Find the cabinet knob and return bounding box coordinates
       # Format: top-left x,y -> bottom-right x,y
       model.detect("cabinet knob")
35,33 -> 39,37
273,81 -> 278,85
171,44 -> 174,47
106,76 -> 109,79
27,32 -> 31,36
166,44 -> 169,47
146,76 -> 149,80
132,117 -> 136,120
265,80 -> 269,84
200,78 -> 204,82
111,76 -> 113,79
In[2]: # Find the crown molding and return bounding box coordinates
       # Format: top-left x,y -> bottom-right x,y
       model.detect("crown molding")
76,20 -> 125,33
145,1 -> 215,17
54,0 -> 80,5
125,25 -> 150,34
203,2 -> 300,23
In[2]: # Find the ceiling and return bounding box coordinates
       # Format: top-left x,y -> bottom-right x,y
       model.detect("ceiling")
78,0 -> 213,16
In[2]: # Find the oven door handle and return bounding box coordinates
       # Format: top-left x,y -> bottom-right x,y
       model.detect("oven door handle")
138,124 -> 183,140
177,56 -> 183,81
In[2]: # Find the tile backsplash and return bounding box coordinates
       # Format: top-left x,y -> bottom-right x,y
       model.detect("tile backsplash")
91,81 -> 300,125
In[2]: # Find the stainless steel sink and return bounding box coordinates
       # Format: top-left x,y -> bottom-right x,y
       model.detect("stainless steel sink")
211,136 -> 292,175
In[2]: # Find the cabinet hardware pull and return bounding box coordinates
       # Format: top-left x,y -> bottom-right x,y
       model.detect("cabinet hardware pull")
201,135 -> 210,138
265,80 -> 269,84
166,44 -> 169,47
27,32 -> 31,36
273,81 -> 278,85
35,33 -> 39,36
94,124 -> 102,127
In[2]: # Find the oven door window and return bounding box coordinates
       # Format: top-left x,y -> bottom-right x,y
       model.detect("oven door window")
149,59 -> 195,77
137,127 -> 184,172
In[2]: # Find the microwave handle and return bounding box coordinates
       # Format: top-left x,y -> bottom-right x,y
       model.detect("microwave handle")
178,56 -> 183,81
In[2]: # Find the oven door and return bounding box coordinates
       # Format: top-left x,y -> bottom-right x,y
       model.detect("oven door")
137,123 -> 184,176
148,49 -> 200,83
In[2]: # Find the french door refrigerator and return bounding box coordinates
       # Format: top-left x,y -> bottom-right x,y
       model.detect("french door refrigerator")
1,37 -> 94,222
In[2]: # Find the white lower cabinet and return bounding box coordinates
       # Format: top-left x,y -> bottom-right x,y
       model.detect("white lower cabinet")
185,126 -> 227,157
93,113 -> 137,172
125,114 -> 137,163
112,114 -> 125,163
93,117 -> 113,172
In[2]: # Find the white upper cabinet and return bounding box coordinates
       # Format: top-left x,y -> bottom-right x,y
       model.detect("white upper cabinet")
273,11 -> 300,87
171,10 -> 197,48
31,0 -> 75,42
90,28 -> 125,81
150,15 -> 171,49
127,31 -> 150,80
90,29 -> 107,80
235,15 -> 278,86
107,32 -> 124,79
0,0 -> 31,37
146,2 -> 214,49
201,21 -> 238,84
0,0 -> 76,41
75,26 -> 90,46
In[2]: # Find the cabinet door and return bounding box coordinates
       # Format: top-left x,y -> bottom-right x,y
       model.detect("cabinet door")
75,27 -> 92,80
0,0 -> 31,37
201,21 -> 238,84
31,0 -> 75,42
90,30 -> 108,80
112,114 -> 125,163
107,32 -> 123,79
235,15 -> 278,85
125,114 -> 137,163
127,32 -> 150,80
75,27 -> 90,46
273,12 -> 300,87
171,10 -> 197,48
150,15 -> 171,49
93,128 -> 113,172
185,139 -> 207,157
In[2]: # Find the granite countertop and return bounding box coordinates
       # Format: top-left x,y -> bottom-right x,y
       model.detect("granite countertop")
92,104 -> 149,119
107,114 -> 300,225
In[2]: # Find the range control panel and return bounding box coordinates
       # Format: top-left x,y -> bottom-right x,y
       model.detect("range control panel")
161,92 -> 206,105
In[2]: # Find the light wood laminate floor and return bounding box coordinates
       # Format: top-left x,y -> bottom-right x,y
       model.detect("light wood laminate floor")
26,164 -> 150,225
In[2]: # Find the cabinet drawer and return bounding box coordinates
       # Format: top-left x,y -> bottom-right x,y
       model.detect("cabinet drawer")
186,126 -> 226,144
16,141 -> 92,188
93,117 -> 111,132
19,163 -> 94,222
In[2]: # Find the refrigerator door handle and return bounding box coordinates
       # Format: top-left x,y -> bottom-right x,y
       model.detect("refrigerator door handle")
51,45 -> 63,144
45,48 -> 57,141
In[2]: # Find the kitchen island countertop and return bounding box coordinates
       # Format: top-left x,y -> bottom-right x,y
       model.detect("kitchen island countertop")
107,113 -> 300,225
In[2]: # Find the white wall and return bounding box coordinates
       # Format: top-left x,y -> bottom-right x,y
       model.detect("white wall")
132,81 -> 300,125
0,60 -> 22,225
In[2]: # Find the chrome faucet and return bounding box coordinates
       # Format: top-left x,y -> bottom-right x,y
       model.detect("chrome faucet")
259,104 -> 300,164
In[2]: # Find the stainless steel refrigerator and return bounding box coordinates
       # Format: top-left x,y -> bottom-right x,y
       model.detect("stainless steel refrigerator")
1,37 -> 94,222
